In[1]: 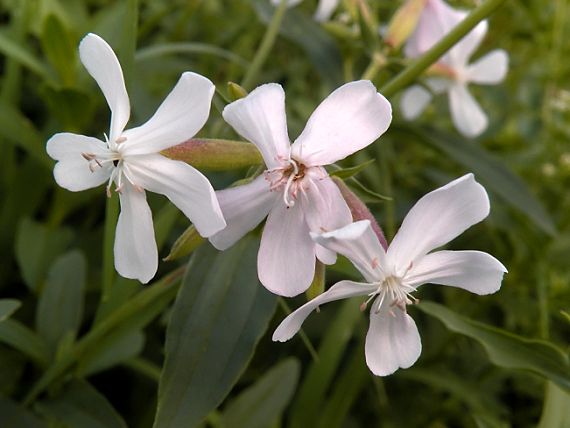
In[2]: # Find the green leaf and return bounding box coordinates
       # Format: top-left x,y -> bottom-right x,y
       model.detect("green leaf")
153,239 -> 277,428
418,302 -> 570,392
164,224 -> 204,261
252,0 -> 343,88
0,397 -> 47,428
538,382 -> 570,428
37,379 -> 127,428
37,250 -> 86,351
39,85 -> 94,130
0,299 -> 21,321
346,177 -> 391,203
329,159 -> 376,180
15,218 -> 74,292
221,358 -> 300,428
77,330 -> 144,377
135,43 -> 249,68
406,125 -> 556,235
290,299 -> 362,428
0,30 -> 52,80
40,14 -> 76,84
0,349 -> 26,396
0,319 -> 50,367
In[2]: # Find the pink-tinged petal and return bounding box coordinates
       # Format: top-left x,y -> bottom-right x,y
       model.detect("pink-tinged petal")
466,50 -> 509,85
387,174 -> 490,273
291,81 -> 392,166
79,33 -> 130,142
365,298 -> 421,376
114,185 -> 157,284
400,85 -> 433,120
316,245 -> 336,265
121,72 -> 215,155
258,201 -> 315,297
47,133 -> 112,191
126,154 -> 225,237
448,83 -> 488,138
222,84 -> 290,169
272,280 -> 376,342
314,0 -> 339,22
406,250 -> 506,294
448,20 -> 488,68
209,175 -> 278,250
311,220 -> 386,283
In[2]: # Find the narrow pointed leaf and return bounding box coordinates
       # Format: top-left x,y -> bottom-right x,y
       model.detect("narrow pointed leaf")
0,299 -> 21,322
153,239 -> 277,428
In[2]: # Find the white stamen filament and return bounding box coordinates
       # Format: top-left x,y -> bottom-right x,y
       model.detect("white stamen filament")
283,158 -> 299,207
362,275 -> 419,314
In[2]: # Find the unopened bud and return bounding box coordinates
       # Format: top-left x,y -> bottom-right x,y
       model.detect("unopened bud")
333,177 -> 388,250
227,82 -> 248,101
164,225 -> 204,261
385,0 -> 427,49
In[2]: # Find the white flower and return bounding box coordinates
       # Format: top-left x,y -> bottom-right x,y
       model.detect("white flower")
270,0 -> 340,22
273,174 -> 506,376
46,33 -> 226,283
209,81 -> 392,297
401,0 -> 509,138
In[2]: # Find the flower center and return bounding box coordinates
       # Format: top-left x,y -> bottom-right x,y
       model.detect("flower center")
360,275 -> 419,315
81,136 -> 143,197
265,156 -> 308,208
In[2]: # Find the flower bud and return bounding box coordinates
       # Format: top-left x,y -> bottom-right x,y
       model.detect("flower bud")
385,0 -> 427,49
164,225 -> 204,261
227,82 -> 248,101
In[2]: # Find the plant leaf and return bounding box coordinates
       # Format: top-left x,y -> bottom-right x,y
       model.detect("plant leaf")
0,320 -> 50,367
329,159 -> 376,180
418,302 -> 570,392
153,239 -> 277,428
0,397 -> 47,428
221,358 -> 300,428
0,299 -> 21,322
36,250 -> 86,350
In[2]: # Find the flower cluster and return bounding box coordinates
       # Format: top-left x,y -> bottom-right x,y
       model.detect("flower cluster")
48,0 -> 507,377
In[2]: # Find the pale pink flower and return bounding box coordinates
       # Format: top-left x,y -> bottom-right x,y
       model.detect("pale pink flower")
401,0 -> 508,138
209,81 -> 392,297
273,174 -> 506,375
47,33 -> 225,283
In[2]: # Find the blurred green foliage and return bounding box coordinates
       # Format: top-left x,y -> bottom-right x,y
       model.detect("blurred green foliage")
0,0 -> 569,427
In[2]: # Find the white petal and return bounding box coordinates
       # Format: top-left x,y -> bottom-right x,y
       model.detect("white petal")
315,245 -> 336,265
46,133 -> 112,191
448,20 -> 488,68
270,0 -> 303,6
258,201 -> 315,297
126,154 -> 225,237
209,175 -> 278,250
114,186 -> 157,284
365,298 -> 422,376
272,280 -> 376,342
121,72 -> 215,155
222,83 -> 291,169
311,220 -> 386,283
400,85 -> 433,120
291,81 -> 392,166
466,50 -> 509,85
79,33 -> 130,142
448,84 -> 488,138
314,0 -> 339,22
387,174 -> 490,273
406,250 -> 506,294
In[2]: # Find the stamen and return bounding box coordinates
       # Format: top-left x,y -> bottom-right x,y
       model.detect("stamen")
283,158 -> 300,207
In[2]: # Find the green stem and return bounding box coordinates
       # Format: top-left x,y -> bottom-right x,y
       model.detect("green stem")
23,267 -> 185,405
278,298 -> 319,363
240,0 -> 288,90
123,357 -> 162,383
101,194 -> 119,304
380,0 -> 508,98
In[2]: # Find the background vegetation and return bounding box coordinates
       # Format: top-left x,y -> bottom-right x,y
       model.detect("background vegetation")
0,0 -> 568,427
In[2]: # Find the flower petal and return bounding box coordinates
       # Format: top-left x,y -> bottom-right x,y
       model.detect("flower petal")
466,50 -> 509,85
79,33 -> 130,142
311,220 -> 386,283
114,185 -> 157,284
387,174 -> 490,273
314,0 -> 339,22
272,280 -> 376,342
448,83 -> 488,138
222,83 -> 291,169
270,0 -> 303,6
406,250 -> 506,294
209,175 -> 278,250
47,133 -> 112,191
121,72 -> 215,155
365,298 -> 422,376
291,81 -> 392,166
126,154 -> 225,237
400,85 -> 433,120
258,201 -> 315,297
